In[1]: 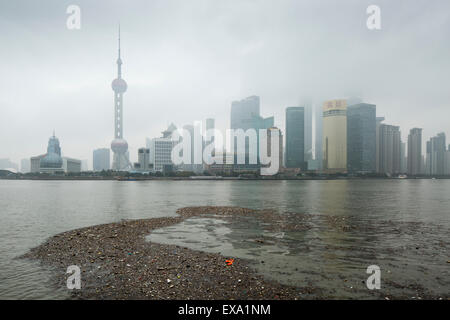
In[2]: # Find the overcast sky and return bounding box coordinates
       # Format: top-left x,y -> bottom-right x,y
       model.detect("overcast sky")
0,0 -> 449,168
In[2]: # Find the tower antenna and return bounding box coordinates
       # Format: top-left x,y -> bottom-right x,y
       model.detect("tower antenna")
118,23 -> 121,59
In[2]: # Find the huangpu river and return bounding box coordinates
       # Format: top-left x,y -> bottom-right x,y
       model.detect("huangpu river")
0,179 -> 449,299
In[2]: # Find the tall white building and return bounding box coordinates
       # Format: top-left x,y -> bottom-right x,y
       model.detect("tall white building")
148,138 -> 174,172
147,124 -> 177,172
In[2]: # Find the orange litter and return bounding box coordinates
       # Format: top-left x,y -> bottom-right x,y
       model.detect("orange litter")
225,258 -> 234,266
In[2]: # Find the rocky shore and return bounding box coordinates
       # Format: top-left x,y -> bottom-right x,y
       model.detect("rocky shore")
22,207 -> 316,299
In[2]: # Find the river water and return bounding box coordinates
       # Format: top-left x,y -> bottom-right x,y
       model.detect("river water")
0,179 -> 448,299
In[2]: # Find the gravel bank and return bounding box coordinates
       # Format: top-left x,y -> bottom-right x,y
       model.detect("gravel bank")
22,206 -> 316,299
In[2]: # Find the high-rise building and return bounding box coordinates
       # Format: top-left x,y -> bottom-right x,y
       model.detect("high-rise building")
303,100 -> 313,162
375,117 -> 385,172
426,132 -> 446,175
314,102 -> 323,169
93,148 -> 110,171
377,120 -> 402,175
230,96 -> 274,165
148,124 -> 176,172
407,128 -> 422,175
111,27 -> 131,171
347,103 -> 376,173
322,99 -> 347,172
445,146 -> 450,175
231,96 -> 260,129
149,138 -> 174,172
285,107 -> 305,169
137,148 -> 150,171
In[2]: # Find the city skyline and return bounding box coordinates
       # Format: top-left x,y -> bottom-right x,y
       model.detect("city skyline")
1,0 -> 450,166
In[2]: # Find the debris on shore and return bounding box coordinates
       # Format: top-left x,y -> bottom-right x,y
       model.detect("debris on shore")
21,206 -> 316,299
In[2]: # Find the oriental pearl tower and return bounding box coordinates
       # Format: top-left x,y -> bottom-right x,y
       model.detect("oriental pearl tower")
111,26 -> 131,171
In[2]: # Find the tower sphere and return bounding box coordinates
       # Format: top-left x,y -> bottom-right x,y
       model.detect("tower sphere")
112,78 -> 127,93
111,138 -> 128,153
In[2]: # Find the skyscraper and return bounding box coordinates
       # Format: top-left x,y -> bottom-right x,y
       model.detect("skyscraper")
347,103 -> 376,173
445,145 -> 450,175
375,117 -> 385,172
303,100 -> 313,162
426,132 -> 446,175
407,128 -> 422,175
322,99 -> 347,172
111,27 -> 131,171
285,107 -> 305,169
230,96 -> 274,131
93,148 -> 110,171
231,96 -> 260,130
230,96 -> 274,166
314,102 -> 323,169
376,120 -> 402,175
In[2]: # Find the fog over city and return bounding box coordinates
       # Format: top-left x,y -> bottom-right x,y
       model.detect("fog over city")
0,0 -> 449,167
